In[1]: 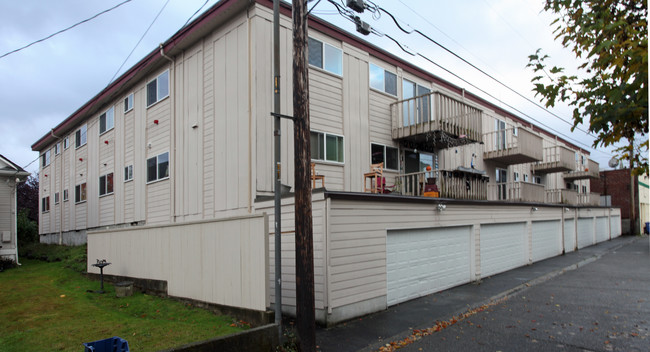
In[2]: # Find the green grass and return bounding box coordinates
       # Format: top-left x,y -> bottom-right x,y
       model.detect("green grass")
1,244 -> 246,351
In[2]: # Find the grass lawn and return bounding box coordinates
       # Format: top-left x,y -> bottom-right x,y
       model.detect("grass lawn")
0,245 -> 247,351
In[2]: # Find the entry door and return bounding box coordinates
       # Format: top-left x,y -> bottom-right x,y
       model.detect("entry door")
496,168 -> 507,200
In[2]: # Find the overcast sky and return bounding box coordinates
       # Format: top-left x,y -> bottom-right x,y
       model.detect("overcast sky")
0,0 -> 622,175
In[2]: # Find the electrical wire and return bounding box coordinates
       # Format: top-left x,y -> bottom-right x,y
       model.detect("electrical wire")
0,0 -> 133,60
107,0 -> 171,85
182,0 -> 211,28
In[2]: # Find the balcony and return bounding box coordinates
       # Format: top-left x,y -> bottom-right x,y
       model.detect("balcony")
391,91 -> 482,150
533,145 -> 575,174
578,192 -> 600,206
563,159 -> 600,181
546,189 -> 578,205
488,182 -> 546,203
394,168 -> 488,200
483,128 -> 543,165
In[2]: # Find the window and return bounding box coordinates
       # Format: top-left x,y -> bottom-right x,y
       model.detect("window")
581,155 -> 586,165
54,192 -> 60,204
496,168 -> 507,200
54,143 -> 61,155
75,183 -> 87,203
124,93 -> 134,113
513,172 -> 520,182
402,79 -> 431,125
124,165 -> 133,182
495,119 -> 506,150
310,131 -> 344,163
64,136 -> 70,149
369,63 -> 397,95
581,185 -> 587,193
147,152 -> 169,183
99,173 -> 114,196
41,196 -> 50,213
75,124 -> 87,148
524,174 -> 529,182
146,70 -> 170,107
534,176 -> 542,184
99,107 -> 114,134
63,189 -> 69,202
371,143 -> 398,170
41,150 -> 51,167
308,37 -> 342,75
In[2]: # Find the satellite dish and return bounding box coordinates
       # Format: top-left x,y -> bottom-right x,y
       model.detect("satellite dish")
608,157 -> 619,168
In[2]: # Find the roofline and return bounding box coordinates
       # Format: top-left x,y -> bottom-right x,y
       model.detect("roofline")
33,0 -> 588,156
0,153 -> 28,173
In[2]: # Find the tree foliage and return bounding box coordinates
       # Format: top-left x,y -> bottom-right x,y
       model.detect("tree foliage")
528,0 -> 648,175
17,174 -> 39,223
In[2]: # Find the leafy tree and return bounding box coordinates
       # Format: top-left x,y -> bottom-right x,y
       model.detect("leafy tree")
528,0 -> 648,175
17,209 -> 38,246
17,174 -> 39,223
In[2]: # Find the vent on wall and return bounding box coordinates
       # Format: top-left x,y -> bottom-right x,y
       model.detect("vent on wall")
1,231 -> 11,243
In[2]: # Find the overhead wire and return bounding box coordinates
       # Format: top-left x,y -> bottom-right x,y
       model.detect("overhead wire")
0,0 -> 133,60
182,0 -> 211,28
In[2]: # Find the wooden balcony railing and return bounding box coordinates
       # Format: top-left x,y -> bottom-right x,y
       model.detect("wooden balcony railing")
564,159 -> 600,181
483,128 -> 543,165
395,169 -> 488,200
533,145 -> 575,174
546,189 -> 578,205
391,91 -> 482,147
578,192 -> 600,206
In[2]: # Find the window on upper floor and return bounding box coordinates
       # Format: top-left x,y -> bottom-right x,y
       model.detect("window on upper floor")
124,165 -> 133,182
99,107 -> 115,135
369,63 -> 397,96
524,174 -> 529,182
75,183 -> 87,203
54,192 -> 60,204
124,93 -> 134,113
75,125 -> 87,148
147,152 -> 169,183
42,196 -> 50,213
514,171 -> 520,182
371,143 -> 398,170
308,37 -> 342,75
534,175 -> 542,184
581,185 -> 587,193
63,136 -> 70,149
54,143 -> 61,155
146,70 -> 169,107
311,131 -> 344,163
41,150 -> 51,167
63,189 -> 69,202
402,79 -> 431,125
99,173 -> 114,196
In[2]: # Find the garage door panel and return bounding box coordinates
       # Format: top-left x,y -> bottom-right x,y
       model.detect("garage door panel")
596,217 -> 608,243
577,218 -> 594,249
387,226 -> 471,306
532,220 -> 562,262
481,222 -> 527,277
611,216 -> 621,237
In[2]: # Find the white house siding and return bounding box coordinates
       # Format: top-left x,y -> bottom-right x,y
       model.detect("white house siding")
146,92 -> 172,224
531,220 -> 562,262
0,179 -> 11,235
123,106 -> 136,223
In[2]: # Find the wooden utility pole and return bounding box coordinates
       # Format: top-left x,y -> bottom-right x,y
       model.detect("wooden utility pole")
629,137 -> 637,235
292,0 -> 316,350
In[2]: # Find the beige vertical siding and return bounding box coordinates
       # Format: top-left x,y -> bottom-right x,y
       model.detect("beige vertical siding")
87,214 -> 269,312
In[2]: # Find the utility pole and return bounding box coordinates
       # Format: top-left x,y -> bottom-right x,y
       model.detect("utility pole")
272,0 -> 282,340
292,0 -> 316,350
629,137 -> 637,235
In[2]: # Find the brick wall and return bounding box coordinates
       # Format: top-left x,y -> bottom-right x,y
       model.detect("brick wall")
591,169 -> 638,220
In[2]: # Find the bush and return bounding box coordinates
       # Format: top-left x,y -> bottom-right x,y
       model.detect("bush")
19,243 -> 87,273
0,258 -> 16,272
17,209 -> 38,246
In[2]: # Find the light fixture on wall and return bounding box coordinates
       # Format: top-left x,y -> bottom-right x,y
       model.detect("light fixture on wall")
531,207 -> 539,212
564,207 -> 570,212
437,203 -> 446,212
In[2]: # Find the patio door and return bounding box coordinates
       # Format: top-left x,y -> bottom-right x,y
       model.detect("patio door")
495,119 -> 506,150
404,151 -> 434,195
496,168 -> 507,200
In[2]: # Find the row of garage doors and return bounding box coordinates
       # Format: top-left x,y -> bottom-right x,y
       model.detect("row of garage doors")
386,217 -> 619,306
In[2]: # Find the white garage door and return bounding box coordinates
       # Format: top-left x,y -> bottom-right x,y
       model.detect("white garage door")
596,217 -> 609,243
532,220 -> 561,262
611,216 -> 621,238
577,218 -> 595,249
564,219 -> 576,253
480,222 -> 527,277
387,226 -> 471,306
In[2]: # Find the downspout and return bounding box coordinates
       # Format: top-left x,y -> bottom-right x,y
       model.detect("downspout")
50,129 -> 64,245
11,178 -> 21,265
160,44 -> 177,222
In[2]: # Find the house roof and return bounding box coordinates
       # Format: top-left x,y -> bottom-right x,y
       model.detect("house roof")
32,0 -> 588,155
0,153 -> 30,177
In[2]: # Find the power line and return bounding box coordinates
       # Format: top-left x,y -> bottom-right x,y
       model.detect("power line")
182,0 -> 211,29
0,0 -> 133,60
107,0 -> 171,85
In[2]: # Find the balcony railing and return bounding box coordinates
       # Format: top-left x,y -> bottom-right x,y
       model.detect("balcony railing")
578,192 -> 600,206
391,91 -> 482,148
563,159 -> 600,181
533,145 -> 575,174
483,128 -> 543,165
546,189 -> 578,205
395,169 -> 488,200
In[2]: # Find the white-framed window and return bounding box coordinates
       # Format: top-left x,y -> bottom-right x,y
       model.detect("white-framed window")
581,185 -> 587,193
124,93 -> 134,113
308,37 -> 342,75
147,152 -> 169,183
371,143 -> 398,170
54,143 -> 61,155
99,173 -> 114,196
524,174 -> 529,182
64,136 -> 70,149
42,196 -> 50,213
146,70 -> 170,107
99,107 -> 115,135
75,183 -> 87,203
496,168 -> 507,200
310,131 -> 344,163
402,79 -> 431,126
63,189 -> 69,202
54,192 -> 60,204
514,171 -> 520,182
369,63 -> 397,96
41,149 -> 51,167
124,165 -> 133,182
75,124 -> 87,148
534,175 -> 542,184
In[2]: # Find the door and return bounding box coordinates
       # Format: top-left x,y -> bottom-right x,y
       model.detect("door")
480,222 -> 527,277
496,168 -> 507,200
387,226 -> 472,306
532,220 -> 562,262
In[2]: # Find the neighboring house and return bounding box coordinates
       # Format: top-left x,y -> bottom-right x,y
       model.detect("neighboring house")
592,168 -> 646,234
32,0 -> 620,324
0,154 -> 30,264
640,174 -> 649,233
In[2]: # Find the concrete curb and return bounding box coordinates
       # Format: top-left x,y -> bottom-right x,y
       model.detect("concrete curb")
358,237 -> 637,352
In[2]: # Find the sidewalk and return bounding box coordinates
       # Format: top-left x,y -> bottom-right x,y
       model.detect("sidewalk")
315,235 -> 641,352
